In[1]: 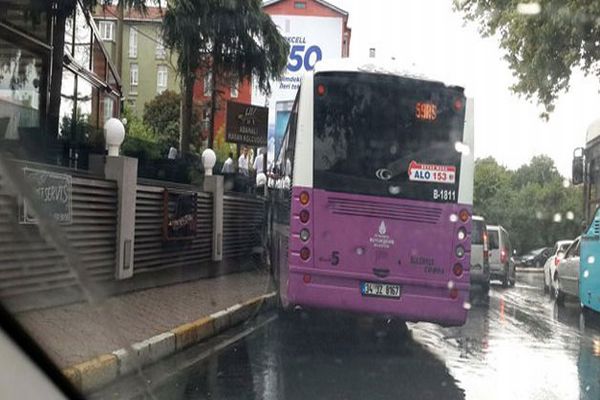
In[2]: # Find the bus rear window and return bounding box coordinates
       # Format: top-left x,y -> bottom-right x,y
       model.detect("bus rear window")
313,72 -> 465,202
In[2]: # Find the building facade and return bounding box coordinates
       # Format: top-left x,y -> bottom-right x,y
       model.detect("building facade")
1,0 -> 121,168
93,6 -> 179,117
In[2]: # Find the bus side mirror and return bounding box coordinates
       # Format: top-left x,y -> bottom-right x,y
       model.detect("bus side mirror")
572,147 -> 584,185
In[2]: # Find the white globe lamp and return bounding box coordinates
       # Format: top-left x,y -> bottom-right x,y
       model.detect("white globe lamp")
104,118 -> 125,156
202,148 -> 217,176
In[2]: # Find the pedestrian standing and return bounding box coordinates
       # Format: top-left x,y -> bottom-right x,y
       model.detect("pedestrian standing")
253,148 -> 266,175
238,147 -> 249,176
221,152 -> 235,174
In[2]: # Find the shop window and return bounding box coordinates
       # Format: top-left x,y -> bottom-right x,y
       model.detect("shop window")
0,38 -> 42,141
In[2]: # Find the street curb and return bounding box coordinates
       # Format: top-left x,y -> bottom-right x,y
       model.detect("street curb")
62,291 -> 276,393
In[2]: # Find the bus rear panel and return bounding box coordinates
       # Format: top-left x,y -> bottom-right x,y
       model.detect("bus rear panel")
279,67 -> 473,327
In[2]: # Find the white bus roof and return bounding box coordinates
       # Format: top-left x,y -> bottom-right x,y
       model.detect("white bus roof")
312,58 -> 462,89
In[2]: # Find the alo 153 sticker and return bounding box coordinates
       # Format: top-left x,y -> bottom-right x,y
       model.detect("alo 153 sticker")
408,161 -> 456,184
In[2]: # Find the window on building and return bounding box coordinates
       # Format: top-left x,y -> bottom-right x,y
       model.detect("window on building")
204,72 -> 213,96
230,78 -> 239,98
129,28 -> 137,58
130,63 -> 139,89
294,1 -> 306,9
99,21 -> 114,41
156,40 -> 166,60
157,65 -> 168,93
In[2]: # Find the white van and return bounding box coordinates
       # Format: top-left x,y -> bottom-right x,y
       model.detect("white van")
487,225 -> 515,287
471,216 -> 490,292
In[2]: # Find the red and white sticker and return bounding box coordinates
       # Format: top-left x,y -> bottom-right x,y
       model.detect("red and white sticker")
408,161 -> 456,184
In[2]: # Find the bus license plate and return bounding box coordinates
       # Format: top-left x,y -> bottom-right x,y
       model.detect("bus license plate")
360,282 -> 401,298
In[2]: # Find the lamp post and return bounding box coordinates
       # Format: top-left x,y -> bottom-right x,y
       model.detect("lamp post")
104,118 -> 125,156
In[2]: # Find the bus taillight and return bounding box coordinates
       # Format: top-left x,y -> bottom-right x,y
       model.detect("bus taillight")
459,209 -> 469,222
317,84 -> 326,96
455,245 -> 465,258
300,228 -> 310,242
299,191 -> 310,205
453,263 -> 463,277
457,228 -> 467,241
453,98 -> 464,112
300,247 -> 311,261
299,210 -> 310,223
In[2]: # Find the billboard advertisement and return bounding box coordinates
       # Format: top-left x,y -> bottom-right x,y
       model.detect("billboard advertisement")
253,15 -> 344,163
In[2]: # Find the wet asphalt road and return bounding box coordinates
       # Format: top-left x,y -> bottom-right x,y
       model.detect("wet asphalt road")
93,272 -> 600,400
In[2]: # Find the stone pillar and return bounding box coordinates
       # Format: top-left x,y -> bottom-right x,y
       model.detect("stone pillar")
203,175 -> 224,262
105,156 -> 138,279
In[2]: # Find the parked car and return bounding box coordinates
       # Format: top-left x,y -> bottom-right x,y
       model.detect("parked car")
554,237 -> 581,304
487,225 -> 515,287
470,216 -> 490,293
543,240 -> 573,293
517,247 -> 551,269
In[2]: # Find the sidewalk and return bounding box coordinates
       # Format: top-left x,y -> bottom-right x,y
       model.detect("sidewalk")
16,269 -> 273,370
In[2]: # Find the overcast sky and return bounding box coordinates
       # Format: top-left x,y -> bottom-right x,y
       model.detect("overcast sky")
330,0 -> 600,177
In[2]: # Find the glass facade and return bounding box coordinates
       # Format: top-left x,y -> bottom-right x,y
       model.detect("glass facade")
0,0 -> 122,168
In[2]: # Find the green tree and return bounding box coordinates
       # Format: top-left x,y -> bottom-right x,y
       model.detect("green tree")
512,155 -> 562,189
474,155 -> 583,253
162,0 -> 289,154
454,0 -> 600,117
121,106 -> 161,161
143,90 -> 182,149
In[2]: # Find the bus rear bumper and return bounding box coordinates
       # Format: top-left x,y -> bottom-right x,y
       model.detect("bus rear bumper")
284,271 -> 469,327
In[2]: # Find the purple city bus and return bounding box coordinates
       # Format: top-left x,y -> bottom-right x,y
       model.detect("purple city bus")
270,59 -> 474,327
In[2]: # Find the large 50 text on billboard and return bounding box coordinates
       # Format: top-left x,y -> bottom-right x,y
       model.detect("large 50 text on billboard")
287,45 -> 322,72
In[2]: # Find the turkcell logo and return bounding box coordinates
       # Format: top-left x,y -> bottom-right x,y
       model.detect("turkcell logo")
287,45 -> 323,72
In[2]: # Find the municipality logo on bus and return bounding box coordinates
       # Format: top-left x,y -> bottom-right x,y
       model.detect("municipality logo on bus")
370,221 -> 394,249
408,161 -> 456,184
379,221 -> 386,235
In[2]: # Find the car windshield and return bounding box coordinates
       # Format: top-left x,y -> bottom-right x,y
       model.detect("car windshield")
2,1 -> 600,400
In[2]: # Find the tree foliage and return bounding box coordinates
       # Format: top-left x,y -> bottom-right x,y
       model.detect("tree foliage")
455,0 -> 600,117
474,156 -> 582,253
142,90 -> 188,149
162,0 -> 289,151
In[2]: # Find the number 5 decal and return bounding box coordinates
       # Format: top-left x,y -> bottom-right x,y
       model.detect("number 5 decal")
287,45 -> 305,72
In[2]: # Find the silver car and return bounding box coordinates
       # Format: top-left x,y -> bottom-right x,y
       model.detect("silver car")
487,225 -> 515,287
470,216 -> 490,293
554,237 -> 581,304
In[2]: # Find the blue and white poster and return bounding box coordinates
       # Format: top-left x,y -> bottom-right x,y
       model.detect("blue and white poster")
252,15 -> 344,164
